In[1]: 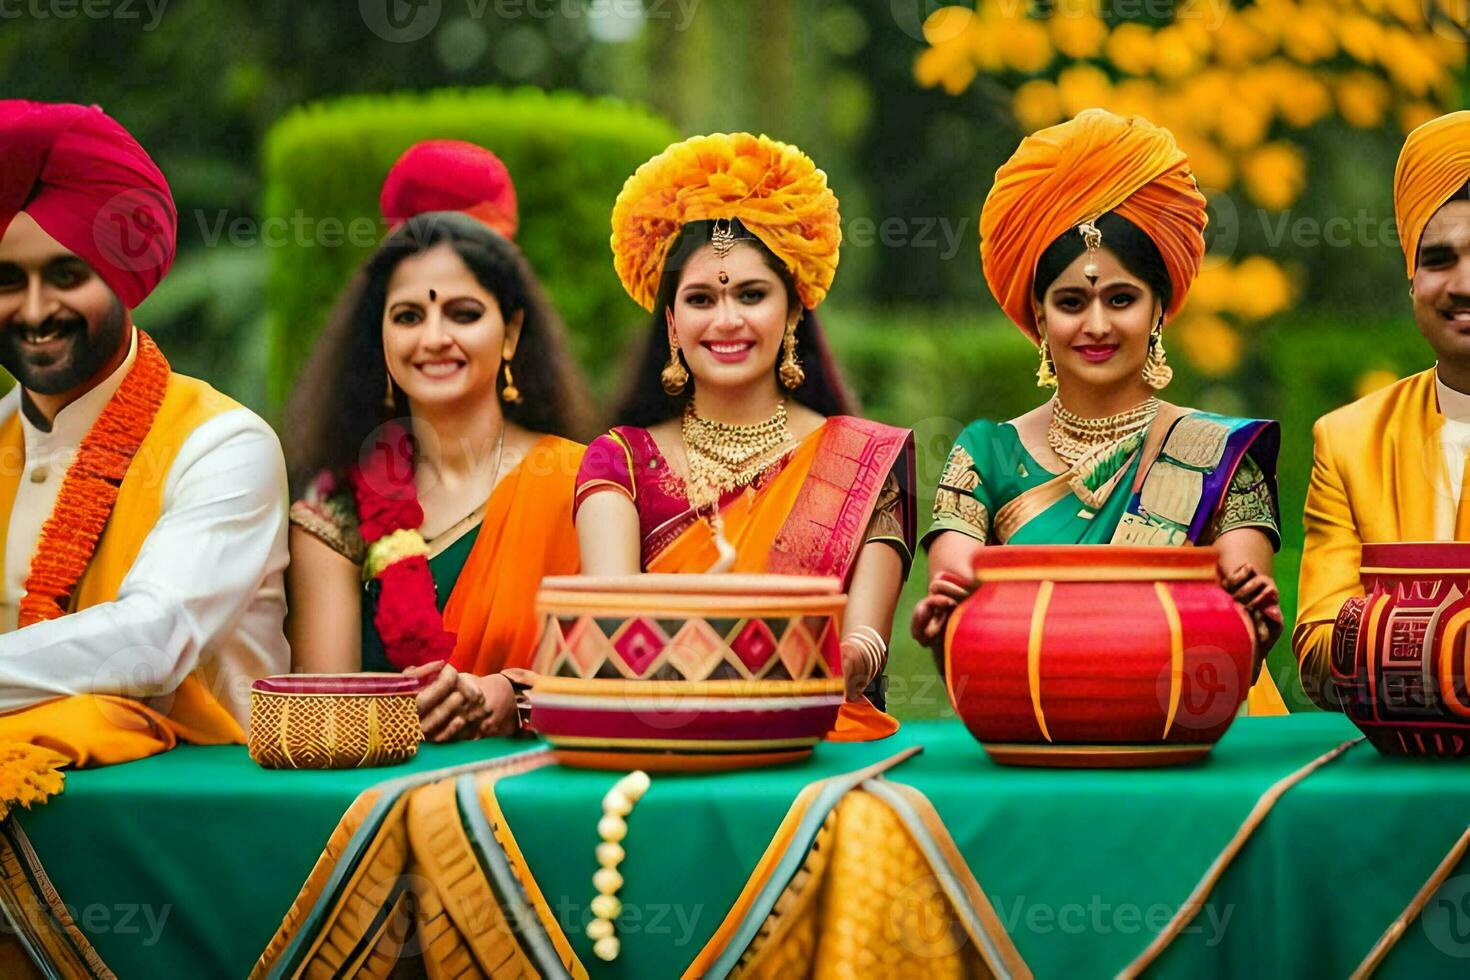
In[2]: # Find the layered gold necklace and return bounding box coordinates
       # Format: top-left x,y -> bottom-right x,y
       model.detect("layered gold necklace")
1047,396 -> 1159,468
681,400 -> 794,508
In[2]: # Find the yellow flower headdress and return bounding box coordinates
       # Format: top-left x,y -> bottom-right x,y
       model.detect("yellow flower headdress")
610,133 -> 842,311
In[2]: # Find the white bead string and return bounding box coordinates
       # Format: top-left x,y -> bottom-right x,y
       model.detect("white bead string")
588,769 -> 650,961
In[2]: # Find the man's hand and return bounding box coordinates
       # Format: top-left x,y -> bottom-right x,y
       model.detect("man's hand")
405,661 -> 491,742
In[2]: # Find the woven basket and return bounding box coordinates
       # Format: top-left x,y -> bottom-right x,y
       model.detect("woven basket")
248,674 -> 422,769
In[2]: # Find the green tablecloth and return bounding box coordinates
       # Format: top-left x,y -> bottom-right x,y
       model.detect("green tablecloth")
15,715 -> 1470,978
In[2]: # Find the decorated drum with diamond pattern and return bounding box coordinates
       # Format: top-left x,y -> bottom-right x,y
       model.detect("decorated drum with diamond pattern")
528,575 -> 846,771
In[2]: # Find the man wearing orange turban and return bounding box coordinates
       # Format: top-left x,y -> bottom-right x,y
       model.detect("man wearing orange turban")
0,101 -> 288,774
917,109 -> 1291,721
1294,110 -> 1470,710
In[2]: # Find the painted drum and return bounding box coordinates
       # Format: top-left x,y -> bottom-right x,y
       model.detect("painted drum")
1331,542 -> 1470,757
527,574 -> 846,771
944,546 -> 1256,768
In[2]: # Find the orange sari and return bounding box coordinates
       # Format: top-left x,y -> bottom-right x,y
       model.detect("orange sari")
442,436 -> 585,674
641,417 -> 915,741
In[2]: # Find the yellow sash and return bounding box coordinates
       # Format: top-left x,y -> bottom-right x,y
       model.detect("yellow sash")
0,374 -> 245,767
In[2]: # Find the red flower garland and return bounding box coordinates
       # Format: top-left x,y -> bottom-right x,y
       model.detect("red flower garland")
349,423 -> 457,669
19,330 -> 170,627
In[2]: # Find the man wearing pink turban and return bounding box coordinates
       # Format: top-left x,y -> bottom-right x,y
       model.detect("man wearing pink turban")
0,101 -> 288,769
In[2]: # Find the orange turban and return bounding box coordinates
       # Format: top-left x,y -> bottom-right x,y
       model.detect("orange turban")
1393,110 -> 1470,279
980,109 -> 1207,343
611,133 -> 841,311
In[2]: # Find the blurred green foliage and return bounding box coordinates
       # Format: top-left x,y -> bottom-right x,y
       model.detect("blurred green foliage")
260,86 -> 677,408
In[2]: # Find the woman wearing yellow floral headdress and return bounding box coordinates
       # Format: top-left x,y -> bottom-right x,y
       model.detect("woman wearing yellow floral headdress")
576,133 -> 916,740
911,109 -> 1289,714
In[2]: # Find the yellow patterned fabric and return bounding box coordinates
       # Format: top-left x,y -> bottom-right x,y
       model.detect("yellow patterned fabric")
252,751 -> 570,980
737,790 -> 997,979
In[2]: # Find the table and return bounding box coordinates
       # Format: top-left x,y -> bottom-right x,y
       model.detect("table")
9,715 -> 1470,978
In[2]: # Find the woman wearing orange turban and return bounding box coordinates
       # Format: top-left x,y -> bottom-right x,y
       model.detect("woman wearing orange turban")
913,109 -> 1288,715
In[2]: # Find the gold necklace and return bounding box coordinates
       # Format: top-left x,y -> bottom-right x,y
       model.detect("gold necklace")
681,400 -> 793,508
1047,396 -> 1159,467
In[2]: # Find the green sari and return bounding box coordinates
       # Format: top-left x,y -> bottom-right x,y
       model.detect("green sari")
925,410 -> 1281,550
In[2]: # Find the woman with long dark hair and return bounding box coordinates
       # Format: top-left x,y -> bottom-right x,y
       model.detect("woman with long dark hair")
911,109 -> 1288,713
285,209 -> 589,740
575,133 -> 916,740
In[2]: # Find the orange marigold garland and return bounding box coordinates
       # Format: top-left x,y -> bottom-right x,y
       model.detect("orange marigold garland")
610,132 -> 843,312
18,330 -> 170,627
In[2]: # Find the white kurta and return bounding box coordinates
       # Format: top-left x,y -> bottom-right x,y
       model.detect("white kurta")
1435,371 -> 1470,540
0,331 -> 289,727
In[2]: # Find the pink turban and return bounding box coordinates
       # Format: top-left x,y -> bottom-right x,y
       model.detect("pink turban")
380,139 -> 519,240
0,100 -> 176,309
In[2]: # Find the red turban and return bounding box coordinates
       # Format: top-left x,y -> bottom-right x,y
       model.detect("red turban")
1393,110 -> 1470,279
0,100 -> 176,310
380,140 -> 519,240
980,109 -> 1207,343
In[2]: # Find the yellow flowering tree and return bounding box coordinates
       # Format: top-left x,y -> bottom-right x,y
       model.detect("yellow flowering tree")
915,0 -> 1468,375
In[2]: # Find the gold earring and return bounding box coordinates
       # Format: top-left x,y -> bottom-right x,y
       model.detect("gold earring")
1036,332 -> 1058,389
501,360 -> 522,404
1143,316 -> 1173,390
779,323 -> 805,389
662,325 -> 689,395
384,370 -> 396,409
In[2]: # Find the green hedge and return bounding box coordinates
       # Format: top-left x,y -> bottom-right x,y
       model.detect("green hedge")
260,86 -> 679,409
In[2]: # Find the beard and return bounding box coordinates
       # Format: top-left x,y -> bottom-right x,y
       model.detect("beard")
0,298 -> 129,396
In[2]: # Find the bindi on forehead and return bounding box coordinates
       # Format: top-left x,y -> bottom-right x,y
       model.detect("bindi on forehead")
429,288 -> 437,302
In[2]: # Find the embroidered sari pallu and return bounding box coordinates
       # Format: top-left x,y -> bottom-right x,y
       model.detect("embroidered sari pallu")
577,417 -> 917,740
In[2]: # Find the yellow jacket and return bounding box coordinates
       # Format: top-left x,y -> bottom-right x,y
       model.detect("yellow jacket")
1293,368 -> 1446,708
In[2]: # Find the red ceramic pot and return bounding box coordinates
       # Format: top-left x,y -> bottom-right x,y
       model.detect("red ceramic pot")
528,574 -> 846,771
1331,542 -> 1470,756
945,546 -> 1256,767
